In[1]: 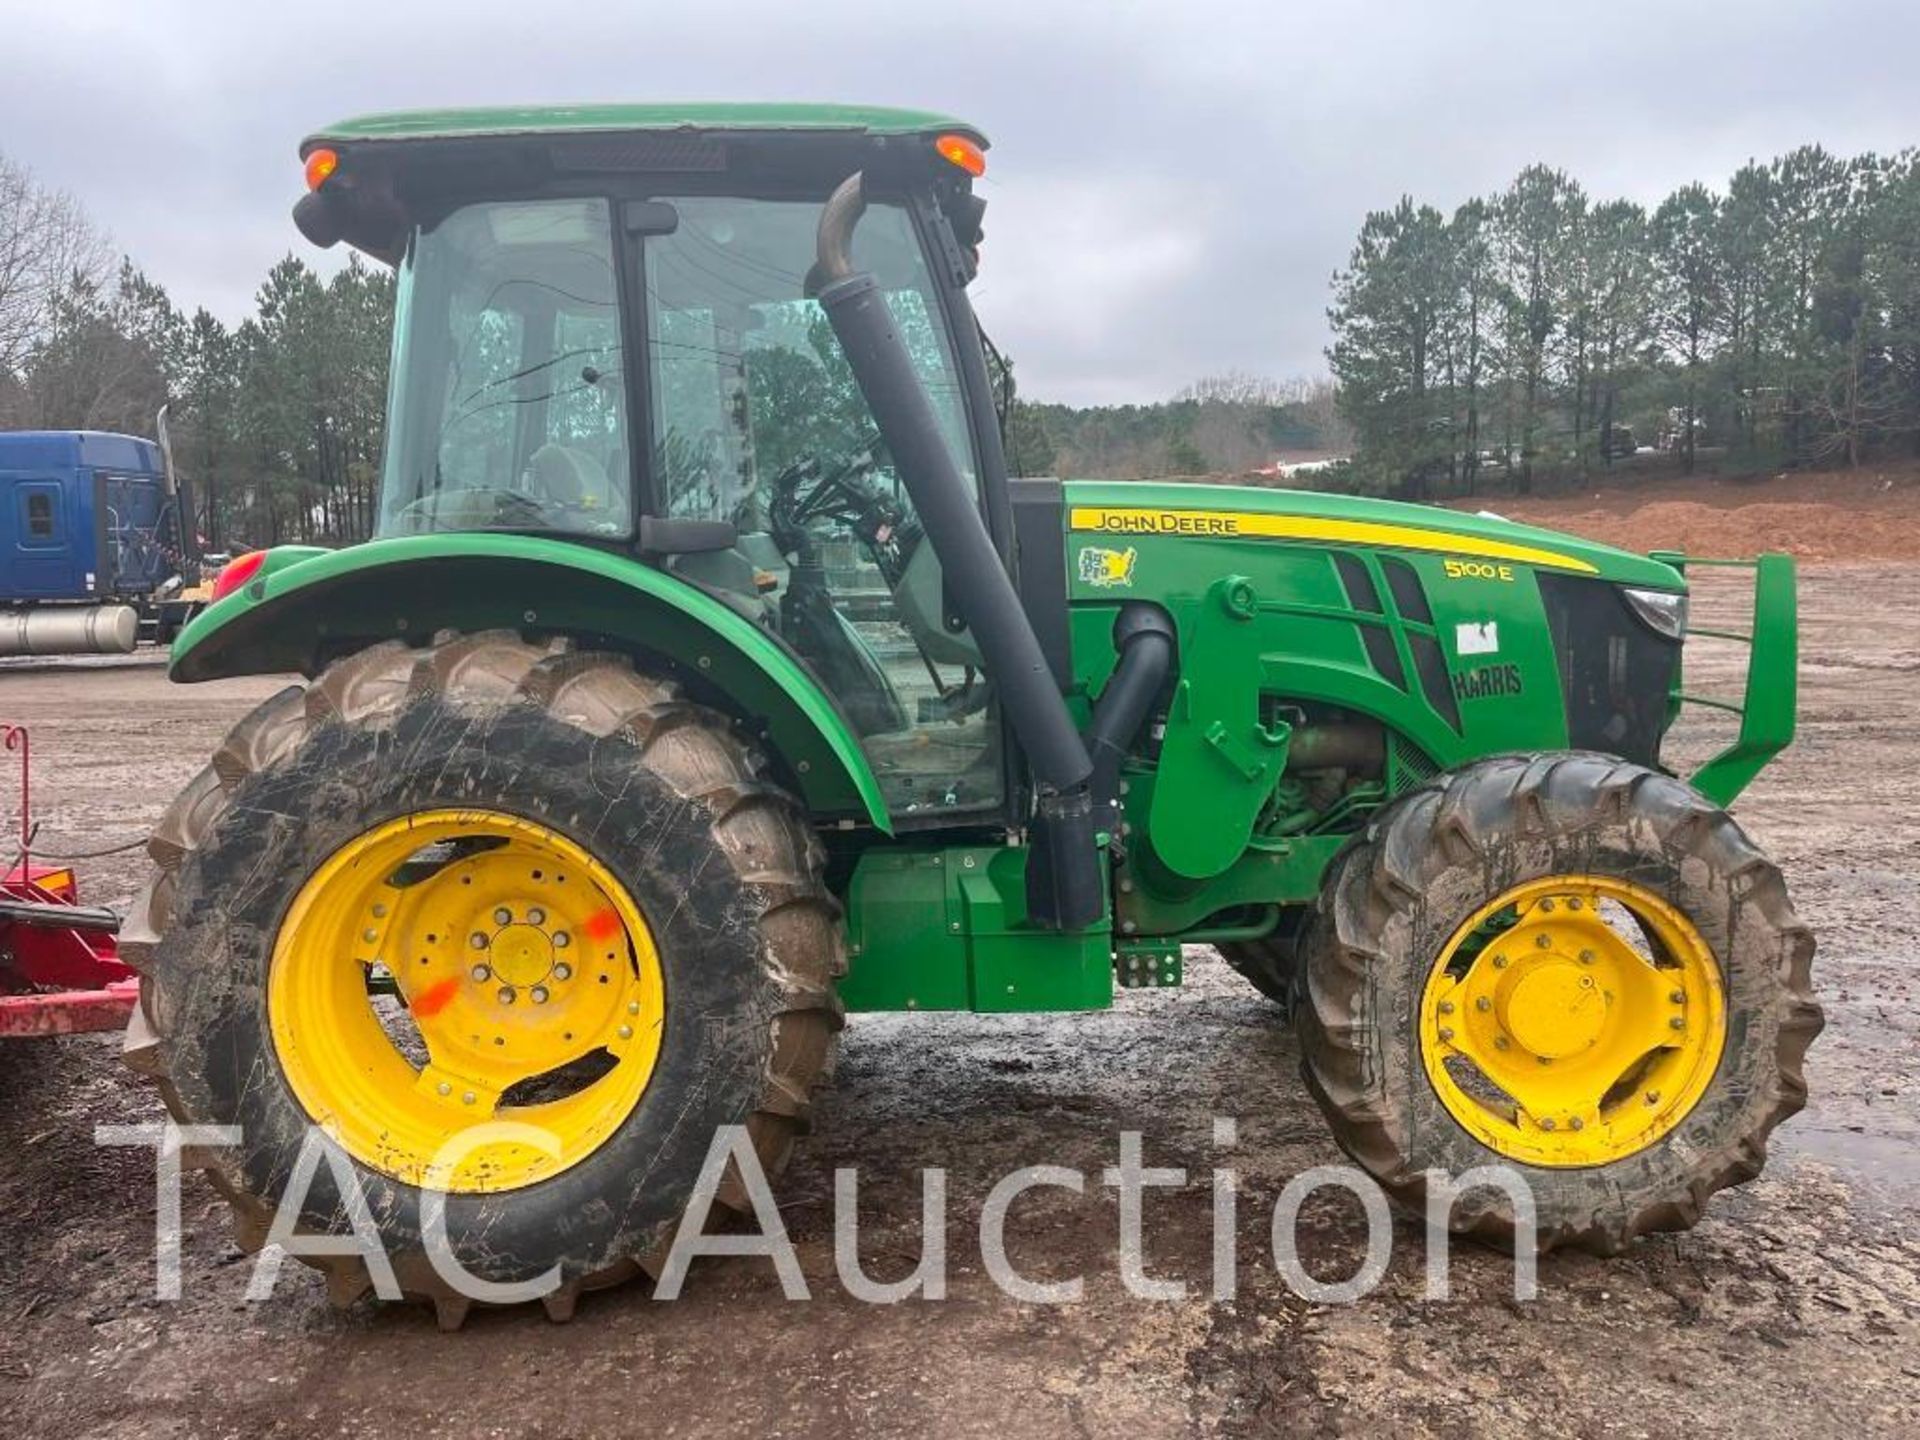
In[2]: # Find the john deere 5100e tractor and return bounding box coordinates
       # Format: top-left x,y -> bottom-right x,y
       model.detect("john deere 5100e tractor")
123,105 -> 1820,1324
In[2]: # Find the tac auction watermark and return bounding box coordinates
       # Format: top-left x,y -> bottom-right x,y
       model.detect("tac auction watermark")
98,1118 -> 1539,1308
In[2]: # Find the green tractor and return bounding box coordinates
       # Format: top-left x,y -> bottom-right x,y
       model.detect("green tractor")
121,104 -> 1820,1324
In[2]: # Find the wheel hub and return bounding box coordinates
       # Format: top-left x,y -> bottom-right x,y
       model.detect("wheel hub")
1501,959 -> 1605,1058
488,921 -> 558,988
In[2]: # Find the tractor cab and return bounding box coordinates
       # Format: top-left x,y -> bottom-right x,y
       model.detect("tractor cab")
297,106 -> 1010,821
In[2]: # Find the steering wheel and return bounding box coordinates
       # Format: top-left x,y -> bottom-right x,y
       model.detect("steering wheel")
795,429 -> 885,507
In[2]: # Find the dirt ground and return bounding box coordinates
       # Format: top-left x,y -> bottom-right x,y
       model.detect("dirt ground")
2,498 -> 1917,1436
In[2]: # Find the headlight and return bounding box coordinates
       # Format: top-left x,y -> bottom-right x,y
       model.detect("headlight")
1621,586 -> 1689,639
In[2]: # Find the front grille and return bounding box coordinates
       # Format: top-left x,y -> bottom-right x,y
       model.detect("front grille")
1537,574 -> 1680,766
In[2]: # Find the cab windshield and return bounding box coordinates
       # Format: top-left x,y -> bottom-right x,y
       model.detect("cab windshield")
378,198 -> 633,538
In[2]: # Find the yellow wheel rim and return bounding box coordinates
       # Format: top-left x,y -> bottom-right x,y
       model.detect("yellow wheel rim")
1418,876 -> 1725,1168
268,810 -> 665,1193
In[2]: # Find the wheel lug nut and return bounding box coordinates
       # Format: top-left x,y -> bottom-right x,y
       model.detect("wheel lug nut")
1476,996 -> 1492,1012
437,1081 -> 452,1096
1578,950 -> 1595,965
1540,1118 -> 1556,1131
553,962 -> 572,981
553,932 -> 571,949
617,1024 -> 633,1039
1569,1117 -> 1584,1131
1669,1017 -> 1686,1030
1494,1035 -> 1510,1050
494,907 -> 513,926
527,907 -> 546,926
1567,897 -> 1583,911
1539,899 -> 1555,913
499,986 -> 518,1006
363,928 -> 379,943
1670,989 -> 1686,1004
1438,1000 -> 1455,1015
471,964 -> 491,982
1492,954 -> 1508,969
627,1001 -> 641,1016
531,986 -> 550,1005
1535,934 -> 1552,949
1437,1027 -> 1454,1042
1537,1055 -> 1552,1066
462,1091 -> 476,1106
469,933 -> 489,950
1645,1090 -> 1661,1105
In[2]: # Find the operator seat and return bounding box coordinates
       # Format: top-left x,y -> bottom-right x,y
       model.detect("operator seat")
527,443 -> 611,511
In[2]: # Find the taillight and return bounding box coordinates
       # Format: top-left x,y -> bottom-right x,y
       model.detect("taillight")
211,550 -> 267,602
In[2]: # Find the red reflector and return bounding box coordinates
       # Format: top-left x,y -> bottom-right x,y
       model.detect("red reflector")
211,550 -> 266,602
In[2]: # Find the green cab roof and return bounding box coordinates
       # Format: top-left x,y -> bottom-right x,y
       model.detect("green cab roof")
303,102 -> 987,153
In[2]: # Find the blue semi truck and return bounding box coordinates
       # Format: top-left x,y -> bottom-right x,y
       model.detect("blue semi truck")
0,420 -> 206,656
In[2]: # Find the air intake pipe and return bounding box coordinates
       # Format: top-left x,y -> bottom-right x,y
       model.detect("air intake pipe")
1086,604 -> 1175,811
814,172 -> 1102,929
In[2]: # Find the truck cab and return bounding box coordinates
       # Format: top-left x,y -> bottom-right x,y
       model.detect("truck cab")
0,429 -> 196,653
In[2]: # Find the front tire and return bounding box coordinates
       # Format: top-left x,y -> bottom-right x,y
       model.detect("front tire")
1296,752 -> 1821,1253
120,632 -> 843,1324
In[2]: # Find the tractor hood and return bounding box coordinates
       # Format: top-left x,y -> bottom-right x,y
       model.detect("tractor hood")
1061,481 -> 1684,590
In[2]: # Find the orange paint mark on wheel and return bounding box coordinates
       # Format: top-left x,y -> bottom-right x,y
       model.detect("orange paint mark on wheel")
581,908 -> 625,943
410,975 -> 461,1018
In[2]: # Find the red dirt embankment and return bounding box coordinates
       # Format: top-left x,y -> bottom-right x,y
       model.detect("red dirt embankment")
1455,464 -> 1920,561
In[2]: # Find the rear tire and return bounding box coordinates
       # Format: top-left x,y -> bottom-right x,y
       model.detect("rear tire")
1295,752 -> 1821,1254
120,632 -> 843,1325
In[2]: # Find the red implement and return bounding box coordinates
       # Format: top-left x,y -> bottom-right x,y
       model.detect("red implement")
1,723 -> 136,1037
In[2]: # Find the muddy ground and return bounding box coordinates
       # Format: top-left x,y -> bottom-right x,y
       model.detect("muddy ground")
1,559 -> 1916,1438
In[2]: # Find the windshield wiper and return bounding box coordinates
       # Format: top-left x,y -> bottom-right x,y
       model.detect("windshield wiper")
452,346 -> 613,409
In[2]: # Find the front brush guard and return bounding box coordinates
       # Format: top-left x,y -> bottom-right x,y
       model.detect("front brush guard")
1654,550 -> 1798,807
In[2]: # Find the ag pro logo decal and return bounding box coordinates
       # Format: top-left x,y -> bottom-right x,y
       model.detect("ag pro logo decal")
1078,545 -> 1138,588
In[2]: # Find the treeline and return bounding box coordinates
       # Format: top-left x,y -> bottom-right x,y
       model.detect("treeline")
1007,372 -> 1348,479
0,149 -> 391,550
1328,146 -> 1920,497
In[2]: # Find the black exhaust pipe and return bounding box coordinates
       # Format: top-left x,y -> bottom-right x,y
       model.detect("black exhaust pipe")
814,172 -> 1103,930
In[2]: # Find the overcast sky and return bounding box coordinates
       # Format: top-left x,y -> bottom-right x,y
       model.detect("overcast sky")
3,0 -> 1917,404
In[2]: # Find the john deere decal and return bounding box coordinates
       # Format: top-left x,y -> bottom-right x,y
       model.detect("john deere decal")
1065,506 -> 1596,573
1078,545 -> 1138,588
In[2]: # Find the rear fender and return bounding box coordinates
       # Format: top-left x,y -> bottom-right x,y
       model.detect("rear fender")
170,535 -> 891,831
